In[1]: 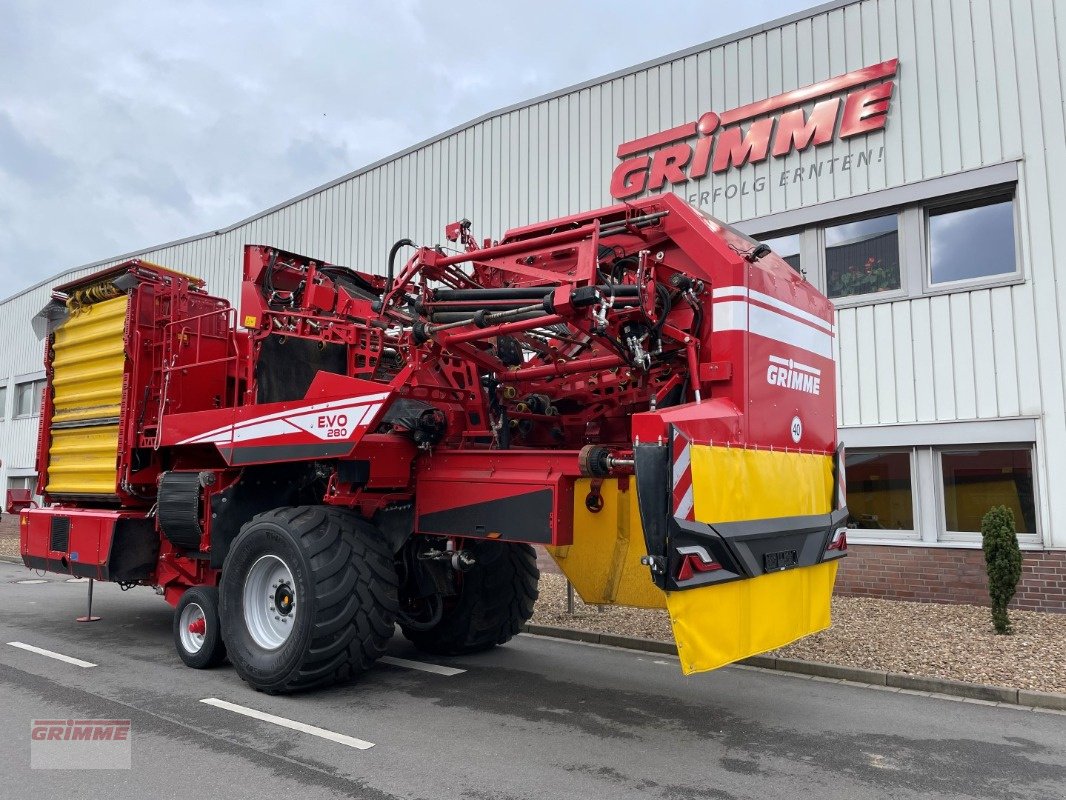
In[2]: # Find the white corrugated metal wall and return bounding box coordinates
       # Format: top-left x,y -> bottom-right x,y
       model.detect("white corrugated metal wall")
1,0 -> 1063,547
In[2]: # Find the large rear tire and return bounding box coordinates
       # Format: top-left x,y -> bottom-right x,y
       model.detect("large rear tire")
220,506 -> 398,693
401,541 -> 539,656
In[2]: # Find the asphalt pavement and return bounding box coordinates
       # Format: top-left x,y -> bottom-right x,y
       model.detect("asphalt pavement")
0,560 -> 1063,800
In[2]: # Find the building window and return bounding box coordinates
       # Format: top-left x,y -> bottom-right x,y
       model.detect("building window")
941,448 -> 1036,535
15,379 -> 44,418
845,450 -> 915,533
825,214 -> 901,299
761,232 -> 802,273
928,196 -> 1016,286
0,385 -> 7,420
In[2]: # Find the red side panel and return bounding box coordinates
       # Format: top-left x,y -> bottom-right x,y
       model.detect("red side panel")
20,507 -> 152,581
413,450 -> 577,545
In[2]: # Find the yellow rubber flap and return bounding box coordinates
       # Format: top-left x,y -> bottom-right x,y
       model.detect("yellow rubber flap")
672,444 -> 836,673
668,560 -> 837,674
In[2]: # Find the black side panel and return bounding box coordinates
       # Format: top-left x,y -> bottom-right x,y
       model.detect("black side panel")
417,489 -> 555,544
634,443 -> 671,588
207,463 -> 323,569
23,555 -> 66,574
219,443 -> 353,465
374,502 -> 414,553
256,335 -> 348,404
108,517 -> 159,581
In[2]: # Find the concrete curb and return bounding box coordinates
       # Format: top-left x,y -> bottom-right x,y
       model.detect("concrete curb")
0,554 -> 22,565
522,623 -> 1066,712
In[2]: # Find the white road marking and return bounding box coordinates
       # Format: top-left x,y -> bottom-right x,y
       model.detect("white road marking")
378,655 -> 465,676
66,578 -> 89,583
199,698 -> 375,750
7,641 -> 96,668
16,579 -> 48,585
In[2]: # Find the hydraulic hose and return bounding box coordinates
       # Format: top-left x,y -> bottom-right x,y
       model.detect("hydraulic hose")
386,238 -> 416,294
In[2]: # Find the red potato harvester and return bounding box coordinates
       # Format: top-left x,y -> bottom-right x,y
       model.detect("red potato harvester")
21,193 -> 847,692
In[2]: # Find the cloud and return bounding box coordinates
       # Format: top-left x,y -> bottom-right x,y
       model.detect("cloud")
0,0 -> 813,293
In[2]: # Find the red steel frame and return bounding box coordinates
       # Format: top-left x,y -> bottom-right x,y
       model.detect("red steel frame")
23,193 -> 839,605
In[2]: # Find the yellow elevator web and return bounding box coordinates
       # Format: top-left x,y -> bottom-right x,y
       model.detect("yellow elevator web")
45,295 -> 128,496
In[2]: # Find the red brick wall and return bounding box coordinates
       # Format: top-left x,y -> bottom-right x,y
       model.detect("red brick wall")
836,544 -> 1066,613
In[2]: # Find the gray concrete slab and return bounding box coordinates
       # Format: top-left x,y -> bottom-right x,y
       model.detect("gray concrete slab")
1,562 -> 1063,800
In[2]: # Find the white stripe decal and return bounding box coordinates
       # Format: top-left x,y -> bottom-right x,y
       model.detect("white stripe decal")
748,288 -> 834,332
675,485 -> 694,520
200,698 -> 375,750
8,641 -> 96,668
749,305 -> 833,359
713,295 -> 834,359
231,418 -> 300,443
711,285 -> 835,334
378,656 -> 466,676
672,441 -> 691,485
710,300 -> 748,333
178,394 -> 389,445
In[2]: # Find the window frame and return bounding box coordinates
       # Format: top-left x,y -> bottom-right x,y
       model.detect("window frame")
748,180 -> 1023,310
843,446 -> 921,542
821,210 -> 908,307
14,379 -> 43,419
922,190 -> 1023,294
758,229 -> 805,278
934,443 -> 1041,547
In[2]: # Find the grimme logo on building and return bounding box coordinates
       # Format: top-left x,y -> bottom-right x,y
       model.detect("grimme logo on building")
610,59 -> 898,200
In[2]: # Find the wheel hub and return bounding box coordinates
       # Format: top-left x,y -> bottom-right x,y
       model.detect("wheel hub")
274,584 -> 295,616
243,554 -> 298,650
178,602 -> 207,654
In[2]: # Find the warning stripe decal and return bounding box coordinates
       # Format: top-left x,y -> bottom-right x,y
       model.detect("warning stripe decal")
672,427 -> 695,522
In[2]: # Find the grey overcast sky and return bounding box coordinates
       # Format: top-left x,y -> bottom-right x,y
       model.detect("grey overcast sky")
0,0 -> 816,294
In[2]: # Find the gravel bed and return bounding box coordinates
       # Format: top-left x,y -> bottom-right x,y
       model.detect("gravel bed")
0,533 -> 19,560
531,572 -> 1066,694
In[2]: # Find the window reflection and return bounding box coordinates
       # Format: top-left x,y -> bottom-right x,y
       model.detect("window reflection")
929,197 -> 1016,284
845,450 -> 914,530
825,214 -> 901,298
761,232 -> 802,273
941,449 -> 1035,533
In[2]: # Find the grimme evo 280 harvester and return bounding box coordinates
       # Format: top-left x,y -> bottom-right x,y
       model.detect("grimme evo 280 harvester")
21,192 -> 847,692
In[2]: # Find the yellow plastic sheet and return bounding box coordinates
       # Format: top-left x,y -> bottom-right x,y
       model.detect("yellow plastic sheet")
552,445 -> 839,675
547,479 -> 666,609
667,559 -> 837,674
672,444 -> 836,673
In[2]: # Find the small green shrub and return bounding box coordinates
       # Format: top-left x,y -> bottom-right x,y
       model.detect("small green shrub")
981,505 -> 1022,634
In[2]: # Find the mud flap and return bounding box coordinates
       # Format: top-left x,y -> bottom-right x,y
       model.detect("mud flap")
636,434 -> 847,675
667,560 -> 837,674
